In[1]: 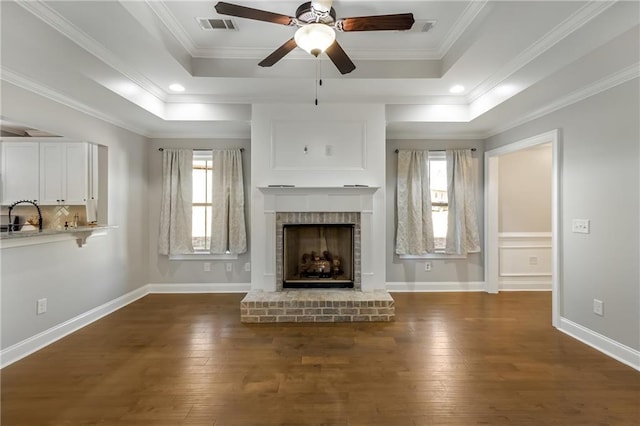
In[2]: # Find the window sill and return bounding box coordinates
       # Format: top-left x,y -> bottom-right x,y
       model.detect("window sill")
169,252 -> 238,261
398,253 -> 468,260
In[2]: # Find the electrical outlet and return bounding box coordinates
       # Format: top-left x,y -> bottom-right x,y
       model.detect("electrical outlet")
226,263 -> 233,272
36,298 -> 47,315
529,256 -> 538,265
203,262 -> 211,272
572,218 -> 590,234
424,262 -> 432,272
593,299 -> 604,316
325,145 -> 333,156
244,262 -> 251,272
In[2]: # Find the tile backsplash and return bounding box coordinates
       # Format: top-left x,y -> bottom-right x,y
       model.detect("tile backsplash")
1,205 -> 88,230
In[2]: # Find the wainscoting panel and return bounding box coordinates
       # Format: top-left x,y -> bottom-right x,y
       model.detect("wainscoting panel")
499,232 -> 552,290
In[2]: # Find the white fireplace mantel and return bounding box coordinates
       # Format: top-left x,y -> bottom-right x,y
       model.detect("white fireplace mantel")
255,186 -> 381,292
258,186 -> 379,213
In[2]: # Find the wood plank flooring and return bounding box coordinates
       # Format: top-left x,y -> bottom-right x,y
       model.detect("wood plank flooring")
2,292 -> 638,425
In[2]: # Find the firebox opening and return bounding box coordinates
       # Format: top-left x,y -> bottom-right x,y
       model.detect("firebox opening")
283,224 -> 354,289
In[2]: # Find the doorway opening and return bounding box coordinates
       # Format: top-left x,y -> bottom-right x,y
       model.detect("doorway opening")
484,129 -> 560,327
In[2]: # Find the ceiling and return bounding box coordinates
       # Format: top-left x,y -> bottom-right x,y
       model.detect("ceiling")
1,1 -> 638,139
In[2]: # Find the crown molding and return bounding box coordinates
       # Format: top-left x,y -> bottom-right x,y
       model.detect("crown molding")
485,63 -> 639,138
146,129 -> 251,140
386,130 -> 486,140
150,0 -> 483,61
1,67 -> 149,137
145,0 -> 198,55
438,0 -> 488,59
468,0 -> 616,103
17,0 -> 167,102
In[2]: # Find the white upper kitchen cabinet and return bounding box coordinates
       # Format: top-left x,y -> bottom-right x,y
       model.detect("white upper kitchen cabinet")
1,141 -> 40,205
39,142 -> 88,205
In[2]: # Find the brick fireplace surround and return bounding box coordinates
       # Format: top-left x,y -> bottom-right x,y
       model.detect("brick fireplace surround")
241,186 -> 394,323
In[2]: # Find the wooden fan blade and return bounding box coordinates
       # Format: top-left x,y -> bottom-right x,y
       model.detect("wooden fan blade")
325,41 -> 356,75
338,13 -> 415,32
258,38 -> 298,67
215,2 -> 294,26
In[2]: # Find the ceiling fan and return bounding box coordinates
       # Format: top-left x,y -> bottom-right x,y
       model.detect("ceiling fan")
214,1 -> 415,74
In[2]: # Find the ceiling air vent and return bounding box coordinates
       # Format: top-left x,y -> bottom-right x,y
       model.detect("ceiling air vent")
197,17 -> 237,31
407,20 -> 437,33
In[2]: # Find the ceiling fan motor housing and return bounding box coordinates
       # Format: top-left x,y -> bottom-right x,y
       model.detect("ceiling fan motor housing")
296,1 -> 336,25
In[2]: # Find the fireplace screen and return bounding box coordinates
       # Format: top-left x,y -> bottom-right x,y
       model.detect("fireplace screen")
283,224 -> 354,288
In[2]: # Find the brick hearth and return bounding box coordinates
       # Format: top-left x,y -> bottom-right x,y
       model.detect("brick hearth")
240,290 -> 394,323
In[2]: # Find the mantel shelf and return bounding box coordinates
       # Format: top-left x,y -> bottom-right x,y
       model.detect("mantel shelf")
258,186 -> 379,195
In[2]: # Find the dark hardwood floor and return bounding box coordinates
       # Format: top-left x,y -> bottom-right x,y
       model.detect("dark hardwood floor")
1,292 -> 638,425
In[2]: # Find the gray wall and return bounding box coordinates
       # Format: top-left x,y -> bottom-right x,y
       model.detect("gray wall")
1,82 -> 149,349
147,138 -> 251,285
485,78 -> 639,351
499,145 -> 552,232
386,139 -> 485,283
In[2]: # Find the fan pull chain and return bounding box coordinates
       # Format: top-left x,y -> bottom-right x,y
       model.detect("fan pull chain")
315,60 -> 323,106
315,60 -> 319,105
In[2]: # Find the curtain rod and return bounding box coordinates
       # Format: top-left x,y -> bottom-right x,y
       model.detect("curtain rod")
158,148 -> 244,152
394,148 -> 476,153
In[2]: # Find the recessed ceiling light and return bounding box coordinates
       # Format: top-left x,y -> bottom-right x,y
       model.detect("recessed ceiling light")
449,85 -> 465,94
169,83 -> 185,92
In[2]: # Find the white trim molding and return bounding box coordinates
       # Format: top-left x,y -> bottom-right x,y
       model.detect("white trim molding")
0,282 -> 252,368
0,285 -> 148,369
498,232 -> 552,290
147,283 -> 251,293
398,253 -> 468,260
387,281 -> 486,292
484,129 -> 561,326
559,317 -> 640,371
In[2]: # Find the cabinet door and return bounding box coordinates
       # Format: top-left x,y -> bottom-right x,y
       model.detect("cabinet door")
89,143 -> 99,200
39,143 -> 64,205
64,142 -> 88,204
1,142 -> 40,204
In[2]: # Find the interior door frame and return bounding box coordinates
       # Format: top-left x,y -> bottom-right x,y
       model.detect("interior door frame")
484,129 -> 561,328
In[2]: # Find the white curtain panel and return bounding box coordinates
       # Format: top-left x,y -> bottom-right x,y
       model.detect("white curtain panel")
158,149 -> 193,255
445,149 -> 480,255
210,149 -> 247,254
395,150 -> 435,255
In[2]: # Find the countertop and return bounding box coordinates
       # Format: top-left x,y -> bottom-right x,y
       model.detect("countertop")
0,225 -> 114,248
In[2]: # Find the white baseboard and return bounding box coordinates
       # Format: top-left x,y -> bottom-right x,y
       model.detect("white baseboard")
558,317 -> 640,371
147,283 -> 251,293
499,280 -> 552,291
1,285 -> 149,369
1,282 -> 250,368
5,283 -> 636,373
386,281 -> 486,292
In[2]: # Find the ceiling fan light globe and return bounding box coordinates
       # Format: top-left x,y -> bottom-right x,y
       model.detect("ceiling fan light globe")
295,23 -> 336,57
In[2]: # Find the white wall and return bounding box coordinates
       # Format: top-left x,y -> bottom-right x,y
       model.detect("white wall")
147,138 -> 251,287
499,145 -> 552,233
251,103 -> 386,291
0,82 -> 149,350
485,78 -> 639,352
386,139 -> 485,287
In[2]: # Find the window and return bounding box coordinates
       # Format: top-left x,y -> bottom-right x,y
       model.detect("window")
164,149 -> 244,260
429,152 -> 448,252
192,150 -> 213,251
396,148 -> 479,258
